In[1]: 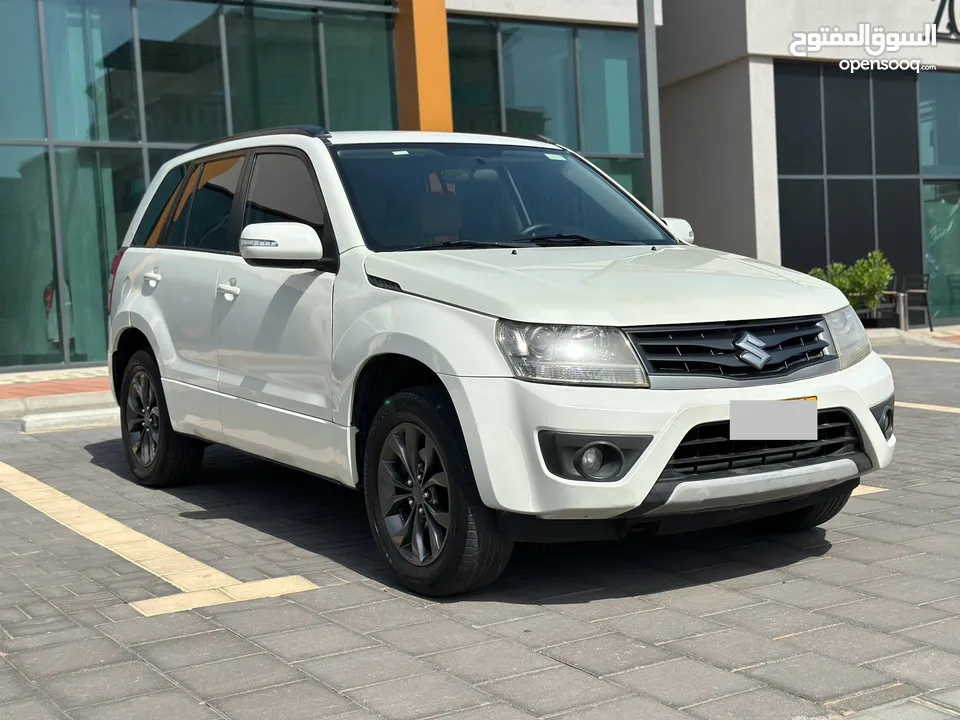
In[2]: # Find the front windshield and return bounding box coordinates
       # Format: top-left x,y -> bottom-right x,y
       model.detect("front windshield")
330,143 -> 676,251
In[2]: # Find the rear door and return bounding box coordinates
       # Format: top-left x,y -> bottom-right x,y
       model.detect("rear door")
216,148 -> 339,475
123,153 -> 246,439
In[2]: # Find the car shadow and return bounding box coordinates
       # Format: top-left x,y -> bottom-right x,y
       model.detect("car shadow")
83,438 -> 835,606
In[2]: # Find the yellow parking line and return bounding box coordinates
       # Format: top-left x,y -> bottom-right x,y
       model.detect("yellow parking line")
879,354 -> 960,364
896,401 -> 960,415
852,485 -> 887,496
0,462 -> 319,616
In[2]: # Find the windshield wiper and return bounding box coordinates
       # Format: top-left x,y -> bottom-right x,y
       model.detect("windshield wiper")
523,233 -> 630,246
402,240 -> 527,251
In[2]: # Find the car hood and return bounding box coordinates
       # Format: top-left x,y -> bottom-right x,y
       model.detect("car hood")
363,244 -> 849,326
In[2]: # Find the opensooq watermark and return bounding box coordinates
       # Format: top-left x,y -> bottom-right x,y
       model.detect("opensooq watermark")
789,22 -> 938,73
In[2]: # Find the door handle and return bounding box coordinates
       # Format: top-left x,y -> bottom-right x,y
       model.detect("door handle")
217,282 -> 241,301
143,270 -> 162,288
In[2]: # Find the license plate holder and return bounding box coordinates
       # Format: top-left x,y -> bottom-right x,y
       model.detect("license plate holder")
729,397 -> 818,441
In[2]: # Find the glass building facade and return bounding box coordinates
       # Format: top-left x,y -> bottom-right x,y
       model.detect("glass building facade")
0,0 -> 397,368
448,17 -> 645,201
774,62 -> 960,325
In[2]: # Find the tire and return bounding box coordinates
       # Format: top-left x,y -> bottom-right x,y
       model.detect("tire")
748,486 -> 854,533
119,349 -> 204,488
362,386 -> 514,597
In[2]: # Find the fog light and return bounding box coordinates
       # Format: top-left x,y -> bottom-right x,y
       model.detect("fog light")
573,442 -> 624,481
879,407 -> 894,439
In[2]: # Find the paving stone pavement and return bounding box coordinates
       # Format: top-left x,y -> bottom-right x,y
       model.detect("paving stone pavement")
0,354 -> 959,719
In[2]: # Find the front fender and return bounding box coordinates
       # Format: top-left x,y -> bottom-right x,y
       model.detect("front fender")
330,295 -> 510,426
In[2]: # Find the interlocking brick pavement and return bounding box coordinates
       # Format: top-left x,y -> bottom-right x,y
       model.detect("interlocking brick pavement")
0,354 -> 958,719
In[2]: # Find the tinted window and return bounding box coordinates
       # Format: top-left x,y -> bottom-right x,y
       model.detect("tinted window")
164,164 -> 201,248
824,67 -> 872,175
132,164 -> 186,247
873,72 -> 920,175
774,62 -> 822,175
828,179 -> 875,265
183,156 -> 244,252
332,144 -> 674,251
779,179 -> 826,272
243,153 -> 325,230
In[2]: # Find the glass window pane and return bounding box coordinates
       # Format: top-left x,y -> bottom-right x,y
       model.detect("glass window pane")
823,67 -> 872,175
588,157 -> 645,203
779,179 -> 826,272
56,148 -> 144,363
225,5 -> 323,134
164,164 -> 201,248
324,13 -> 396,131
138,0 -> 226,143
873,72 -> 919,175
0,147 -> 61,367
773,62 -> 822,175
449,19 -> 501,134
44,0 -> 137,142
877,179 -> 922,280
0,0 -> 46,139
184,156 -> 244,252
827,179 -> 875,265
132,164 -> 187,248
579,29 -> 643,155
244,154 -> 324,231
502,23 -> 578,148
919,72 -> 960,178
924,182 -> 960,324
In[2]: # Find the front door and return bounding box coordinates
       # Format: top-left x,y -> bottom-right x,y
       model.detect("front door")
216,150 -> 339,476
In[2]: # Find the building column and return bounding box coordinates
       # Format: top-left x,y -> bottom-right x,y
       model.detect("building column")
637,0 -> 664,216
395,0 -> 454,132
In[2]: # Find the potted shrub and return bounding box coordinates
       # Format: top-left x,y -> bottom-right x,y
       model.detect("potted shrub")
810,251 -> 896,328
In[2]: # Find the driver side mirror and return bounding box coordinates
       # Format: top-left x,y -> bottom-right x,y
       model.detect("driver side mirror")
663,218 -> 695,245
240,222 -> 327,267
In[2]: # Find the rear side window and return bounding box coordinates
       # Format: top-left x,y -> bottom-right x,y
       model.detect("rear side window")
131,164 -> 186,248
183,156 -> 244,253
164,164 -> 201,249
243,153 -> 325,233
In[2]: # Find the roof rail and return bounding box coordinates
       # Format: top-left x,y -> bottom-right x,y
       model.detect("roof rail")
494,131 -> 560,146
189,125 -> 331,152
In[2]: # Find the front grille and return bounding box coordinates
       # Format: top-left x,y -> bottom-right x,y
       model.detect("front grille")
660,409 -> 862,481
627,315 -> 829,379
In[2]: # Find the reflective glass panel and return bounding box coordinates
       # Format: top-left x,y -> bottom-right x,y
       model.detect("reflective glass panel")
138,0 -> 227,143
0,147 -> 61,366
45,0 -> 138,141
449,19 -> 501,134
324,13 -> 396,130
579,29 -> 643,155
919,72 -> 960,178
225,5 -> 323,133
0,0 -> 46,139
501,23 -> 577,148
924,182 -> 960,324
56,148 -> 145,362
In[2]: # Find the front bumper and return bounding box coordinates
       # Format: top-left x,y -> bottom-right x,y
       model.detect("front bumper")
442,351 -> 895,520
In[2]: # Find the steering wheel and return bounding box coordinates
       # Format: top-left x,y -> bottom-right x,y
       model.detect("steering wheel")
517,223 -> 563,238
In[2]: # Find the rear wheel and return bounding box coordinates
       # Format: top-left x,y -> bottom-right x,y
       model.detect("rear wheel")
363,386 -> 513,597
748,485 -> 854,533
119,350 -> 204,487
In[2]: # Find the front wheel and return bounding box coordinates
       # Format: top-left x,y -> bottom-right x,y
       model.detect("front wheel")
748,485 -> 854,533
362,386 -> 513,597
119,349 -> 204,488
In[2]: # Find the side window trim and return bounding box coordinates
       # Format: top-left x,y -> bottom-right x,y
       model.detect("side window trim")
242,145 -> 340,272
155,150 -> 250,255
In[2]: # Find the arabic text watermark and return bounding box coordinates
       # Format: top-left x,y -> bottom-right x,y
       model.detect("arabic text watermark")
839,58 -> 937,73
790,23 -> 937,58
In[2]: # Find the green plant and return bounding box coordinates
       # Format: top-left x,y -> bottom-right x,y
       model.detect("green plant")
809,251 -> 895,311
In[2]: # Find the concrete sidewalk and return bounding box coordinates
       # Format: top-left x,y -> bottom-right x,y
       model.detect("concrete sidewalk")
0,368 -> 116,433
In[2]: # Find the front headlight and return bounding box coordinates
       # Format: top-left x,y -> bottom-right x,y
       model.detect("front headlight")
495,321 -> 649,387
824,305 -> 871,369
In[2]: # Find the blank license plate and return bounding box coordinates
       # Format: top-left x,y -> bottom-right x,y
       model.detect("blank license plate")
729,397 -> 818,441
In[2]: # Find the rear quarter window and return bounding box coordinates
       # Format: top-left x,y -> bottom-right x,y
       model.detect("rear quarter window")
130,164 -> 187,248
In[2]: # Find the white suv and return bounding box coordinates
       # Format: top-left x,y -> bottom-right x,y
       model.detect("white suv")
108,127 -> 896,596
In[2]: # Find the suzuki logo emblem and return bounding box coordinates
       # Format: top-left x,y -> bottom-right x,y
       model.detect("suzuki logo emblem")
735,332 -> 772,370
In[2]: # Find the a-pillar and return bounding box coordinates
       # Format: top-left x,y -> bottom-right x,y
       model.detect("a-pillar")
395,0 -> 454,132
